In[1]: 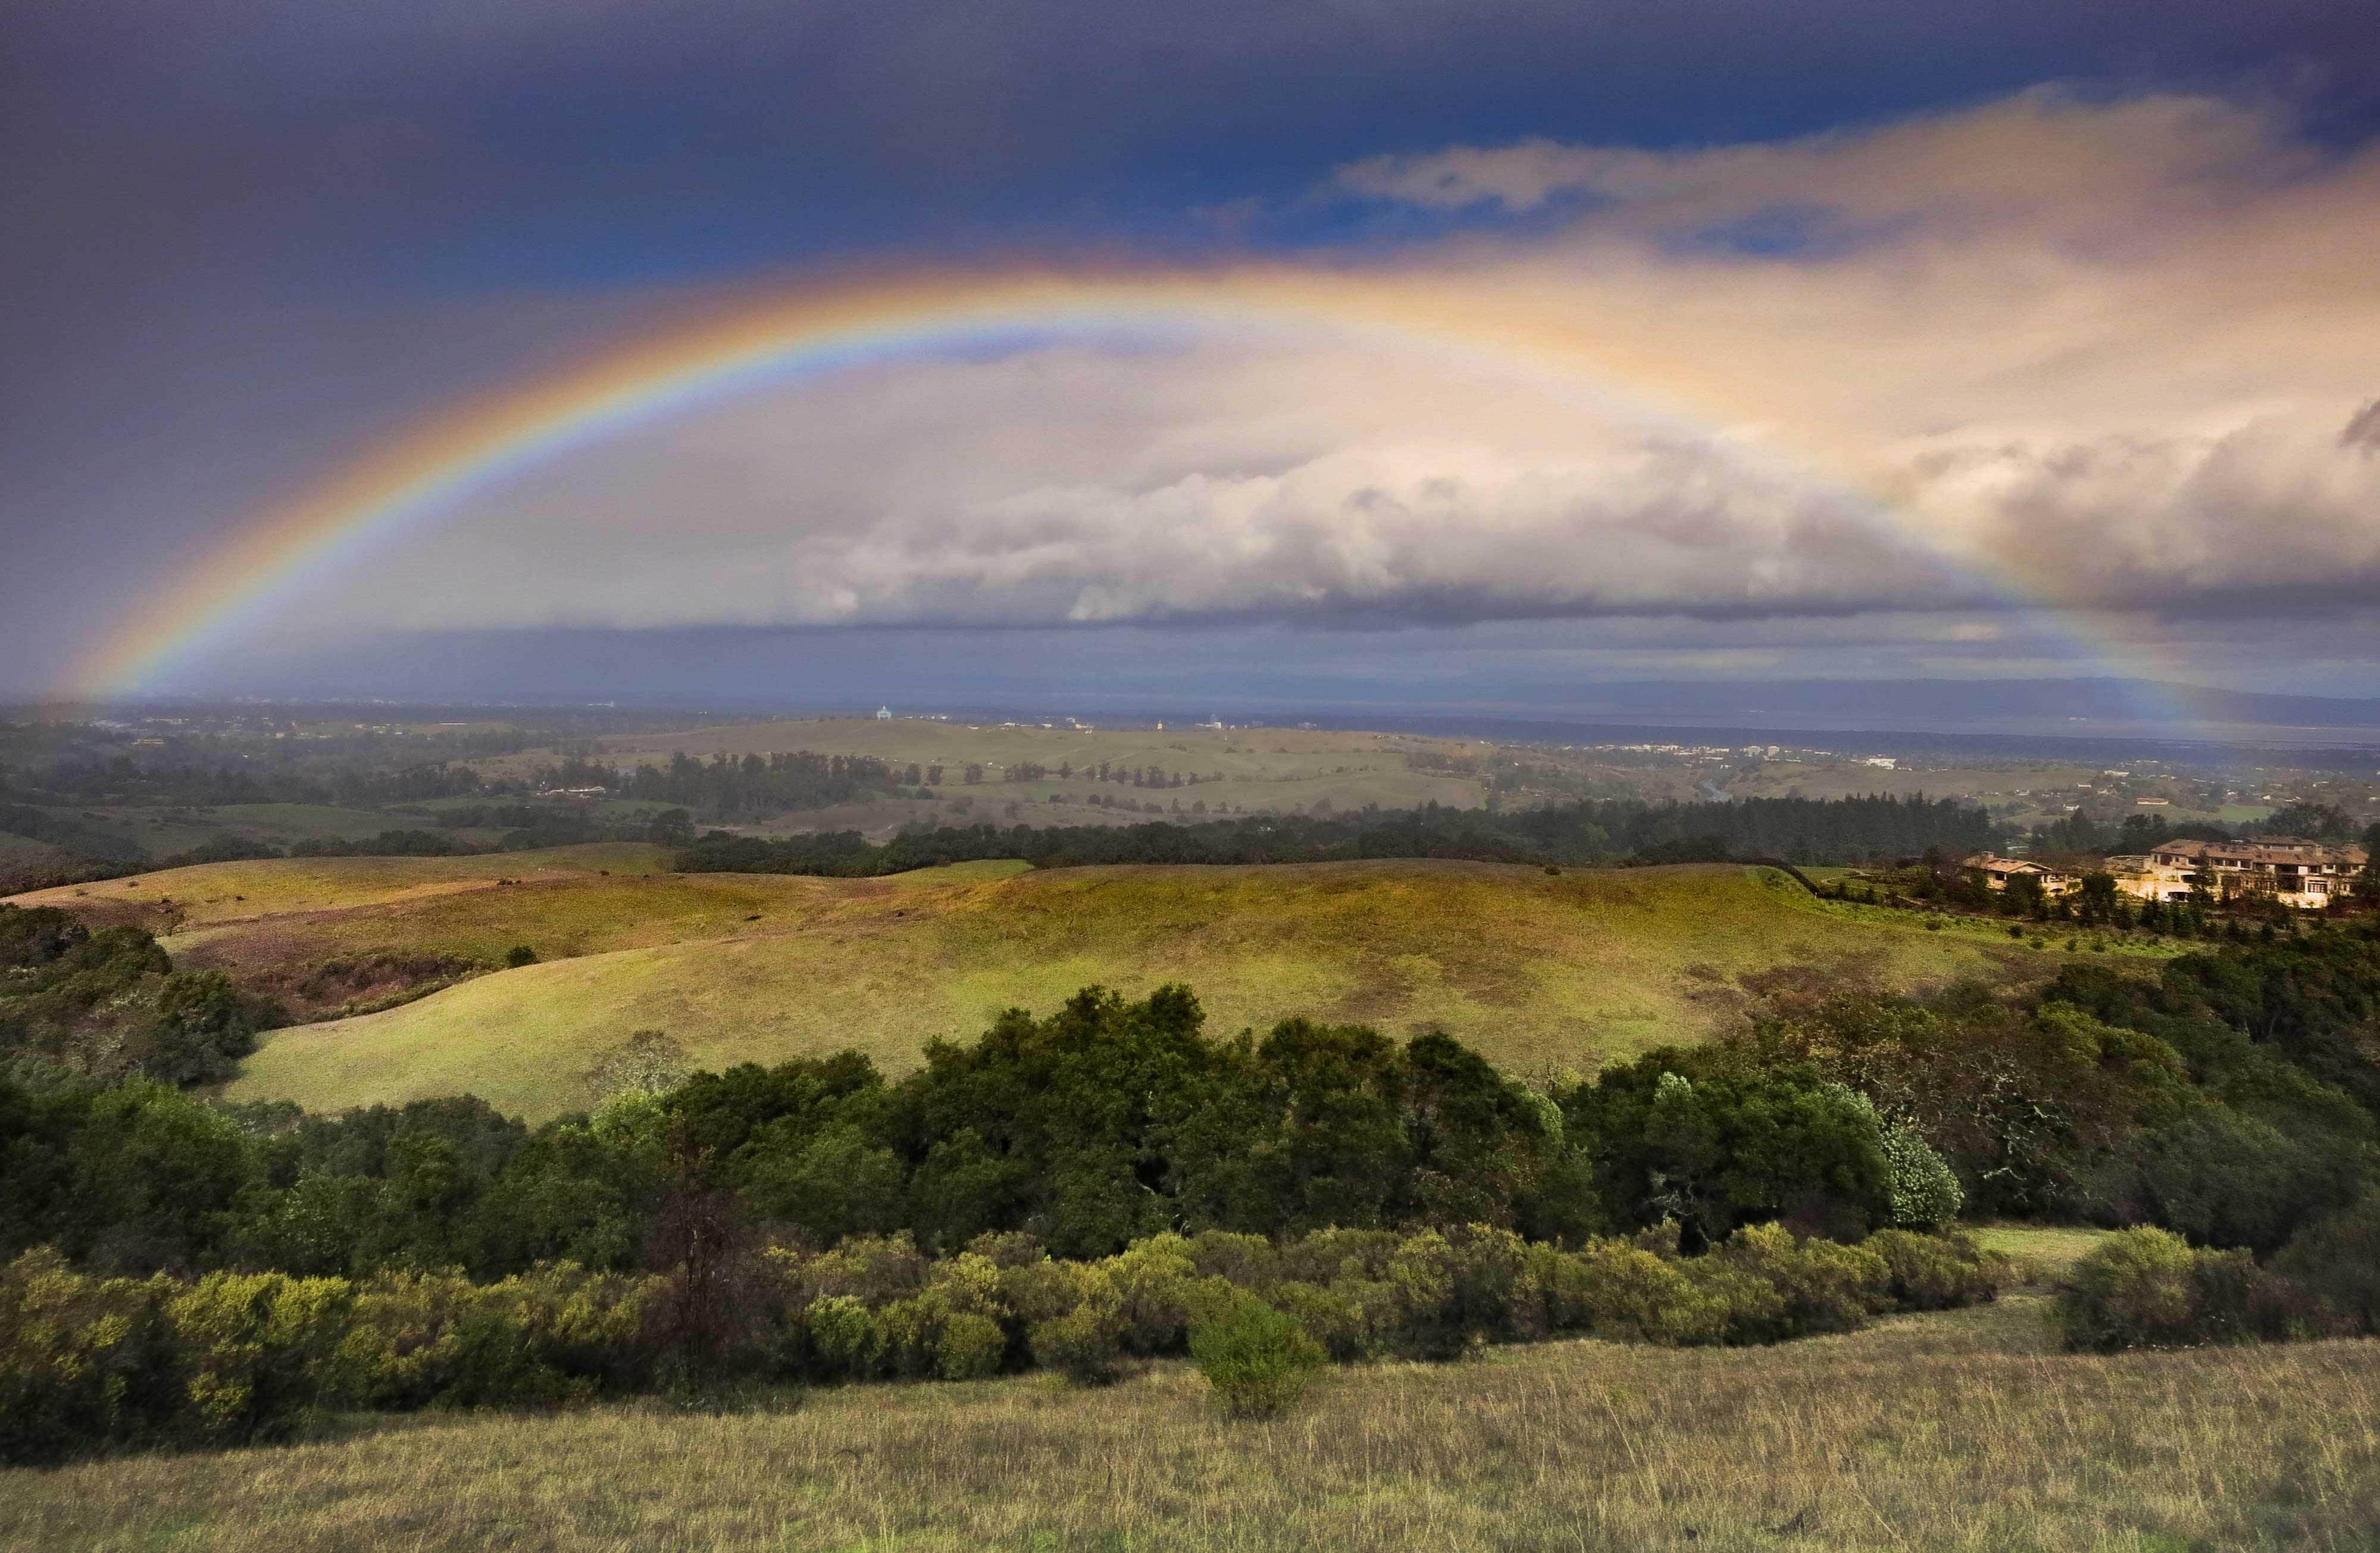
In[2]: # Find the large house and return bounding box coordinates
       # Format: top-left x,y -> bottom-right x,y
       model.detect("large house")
2110,836 -> 2368,909
1959,854 -> 2074,895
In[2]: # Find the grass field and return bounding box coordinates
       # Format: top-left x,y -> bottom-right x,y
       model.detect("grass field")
476,715 -> 1489,835
0,831 -> 73,869
7,1276 -> 2373,1552
8,843 -> 674,936
22,801 -> 501,863
184,858 -> 2125,1120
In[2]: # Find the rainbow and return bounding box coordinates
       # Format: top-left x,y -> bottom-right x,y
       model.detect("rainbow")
83,261 -> 2205,729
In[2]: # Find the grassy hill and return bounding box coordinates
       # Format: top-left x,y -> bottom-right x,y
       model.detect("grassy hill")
8,1248 -> 2373,1553
10,843 -> 674,936
153,855 -> 2122,1120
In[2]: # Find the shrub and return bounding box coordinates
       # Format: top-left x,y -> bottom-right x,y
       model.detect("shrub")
800,1233 -> 930,1304
1546,1238 -> 1715,1345
2271,1192 -> 2380,1336
505,945 -> 539,968
1097,1233 -> 1200,1354
1703,1223 -> 1889,1341
436,1263 -> 664,1407
1186,1230 -> 1279,1289
1275,1228 -> 1402,1286
1878,1121 -> 1964,1229
804,1295 -> 884,1380
1862,1230 -> 2008,1311
1677,1261 -> 1787,1346
999,1258 -> 1114,1327
1188,1290 -> 1327,1420
1030,1304 -> 1125,1387
340,1267 -> 478,1410
1266,1280 -> 1371,1361
165,1269 -> 358,1445
935,1312 -> 1007,1380
2052,1227 -> 2282,1352
0,1249 -> 175,1464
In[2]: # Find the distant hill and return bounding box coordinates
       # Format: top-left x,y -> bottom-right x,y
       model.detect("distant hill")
142,854 -> 2141,1120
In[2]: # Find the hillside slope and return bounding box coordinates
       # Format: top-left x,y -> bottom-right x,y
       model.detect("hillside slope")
220,860 -> 2071,1118
7,843 -> 675,936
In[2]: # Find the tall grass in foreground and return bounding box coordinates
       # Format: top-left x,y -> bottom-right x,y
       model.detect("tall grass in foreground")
6,1297 -> 2376,1552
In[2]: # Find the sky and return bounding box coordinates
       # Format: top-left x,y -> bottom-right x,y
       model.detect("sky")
4,2 -> 2379,717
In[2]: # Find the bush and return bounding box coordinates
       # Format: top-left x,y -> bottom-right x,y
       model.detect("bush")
2053,1227 -> 2281,1351
2271,1192 -> 2380,1336
1545,1238 -> 1717,1345
2055,1228 -> 2197,1351
1862,1230 -> 2008,1311
1702,1223 -> 1890,1342
340,1267 -> 478,1410
1266,1280 -> 1371,1361
1189,1290 -> 1327,1420
934,1312 -> 1007,1380
804,1294 -> 884,1380
164,1268 -> 356,1445
1878,1121 -> 1964,1229
1097,1233 -> 1200,1354
0,1249 -> 175,1464
505,945 -> 539,968
1030,1304 -> 1125,1387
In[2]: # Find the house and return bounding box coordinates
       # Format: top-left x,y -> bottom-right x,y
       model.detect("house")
2117,836 -> 2368,908
1959,853 -> 2075,894
875,705 -> 892,720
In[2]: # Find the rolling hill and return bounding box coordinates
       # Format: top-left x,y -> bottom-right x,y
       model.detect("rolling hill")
26,852 -> 2131,1120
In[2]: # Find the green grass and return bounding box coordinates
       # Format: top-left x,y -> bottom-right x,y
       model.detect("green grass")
474,716 -> 1487,833
217,860 -> 2099,1120
7,1297 -> 2375,1551
1968,1224 -> 2118,1286
23,801 -> 487,862
0,832 -> 72,868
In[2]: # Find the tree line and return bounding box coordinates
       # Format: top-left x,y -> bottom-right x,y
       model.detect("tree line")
675,793 -> 1994,877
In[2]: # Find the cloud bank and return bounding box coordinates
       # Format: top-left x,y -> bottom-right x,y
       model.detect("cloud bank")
254,90 -> 2380,660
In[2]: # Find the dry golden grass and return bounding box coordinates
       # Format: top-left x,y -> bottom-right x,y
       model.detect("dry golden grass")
5,843 -> 674,935
6,1296 -> 2374,1552
219,861 -> 2074,1120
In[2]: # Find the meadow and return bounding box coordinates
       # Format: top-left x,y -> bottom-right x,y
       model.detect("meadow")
73,801 -> 495,858
7,1267 -> 2373,1553
153,855 -> 2119,1120
481,716 -> 1491,833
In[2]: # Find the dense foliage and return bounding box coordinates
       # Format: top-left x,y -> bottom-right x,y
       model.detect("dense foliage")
677,793 -> 1993,877
0,1218 -> 2006,1464
7,908 -> 2379,1455
0,906 -> 282,1090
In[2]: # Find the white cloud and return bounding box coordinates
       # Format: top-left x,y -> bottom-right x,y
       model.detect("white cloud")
264,90 -> 2380,667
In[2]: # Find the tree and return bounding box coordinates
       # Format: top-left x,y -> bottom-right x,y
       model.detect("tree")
2263,802 -> 2355,843
2075,872 -> 2125,927
1565,1046 -> 1894,1245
